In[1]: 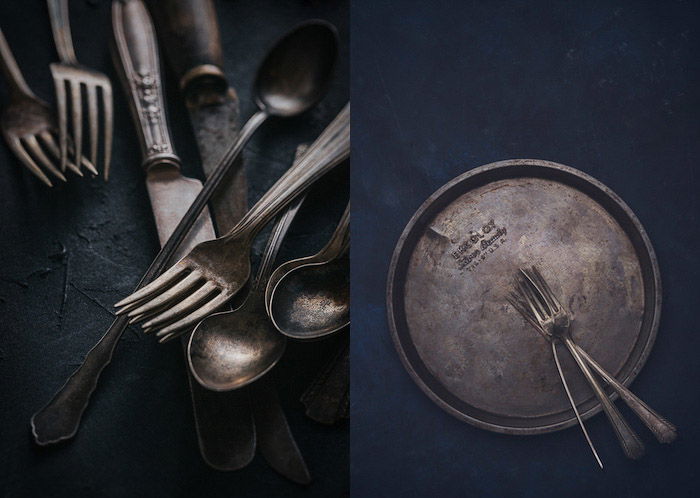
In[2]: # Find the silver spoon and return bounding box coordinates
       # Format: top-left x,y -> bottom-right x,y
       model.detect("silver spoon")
30,20 -> 338,446
187,196 -> 305,391
266,204 -> 349,340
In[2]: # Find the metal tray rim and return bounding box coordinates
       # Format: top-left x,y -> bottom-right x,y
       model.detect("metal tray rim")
386,158 -> 662,435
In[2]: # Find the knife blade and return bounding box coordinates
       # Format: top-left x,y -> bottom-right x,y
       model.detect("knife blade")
113,0 -> 255,468
146,0 -> 255,471
148,0 -> 309,478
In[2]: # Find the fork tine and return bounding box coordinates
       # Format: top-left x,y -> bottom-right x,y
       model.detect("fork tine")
518,278 -> 547,321
531,266 -> 563,311
39,131 -> 82,176
154,293 -> 231,342
114,264 -> 187,308
8,139 -> 54,186
122,272 -> 203,319
69,80 -> 83,170
52,69 -> 68,172
101,84 -> 113,180
141,281 -> 219,330
519,268 -> 552,315
22,136 -> 66,182
86,83 -> 98,168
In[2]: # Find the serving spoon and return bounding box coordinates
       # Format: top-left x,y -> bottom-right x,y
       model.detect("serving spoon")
31,20 -> 338,446
266,204 -> 349,340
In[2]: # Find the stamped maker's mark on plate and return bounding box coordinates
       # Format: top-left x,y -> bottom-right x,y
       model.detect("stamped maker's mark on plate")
450,219 -> 507,272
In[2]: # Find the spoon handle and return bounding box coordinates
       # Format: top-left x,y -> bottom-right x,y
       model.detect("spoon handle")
225,103 -> 350,241
318,202 -> 350,261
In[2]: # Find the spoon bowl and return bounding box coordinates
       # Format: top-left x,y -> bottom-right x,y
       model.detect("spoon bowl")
269,254 -> 349,340
255,20 -> 338,117
188,302 -> 286,392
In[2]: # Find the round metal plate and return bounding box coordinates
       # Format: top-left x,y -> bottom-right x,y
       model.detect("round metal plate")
387,159 -> 661,435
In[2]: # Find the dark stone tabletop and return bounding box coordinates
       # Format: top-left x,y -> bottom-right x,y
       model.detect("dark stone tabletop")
0,1 -> 348,497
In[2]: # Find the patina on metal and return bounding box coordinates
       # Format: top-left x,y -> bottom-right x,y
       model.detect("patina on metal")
510,266 -> 677,448
0,27 -> 96,186
47,0 -> 113,176
30,20 -> 340,446
115,104 -> 350,341
266,203 -> 350,340
387,159 -> 662,435
150,0 -> 254,472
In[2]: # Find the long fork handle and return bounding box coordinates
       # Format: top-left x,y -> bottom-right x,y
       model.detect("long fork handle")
574,344 -> 677,444
31,314 -> 129,444
552,341 -> 602,469
47,0 -> 78,64
0,28 -> 35,98
562,337 -> 646,459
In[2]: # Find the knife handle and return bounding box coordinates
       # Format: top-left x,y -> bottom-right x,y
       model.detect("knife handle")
147,0 -> 228,100
112,0 -> 179,171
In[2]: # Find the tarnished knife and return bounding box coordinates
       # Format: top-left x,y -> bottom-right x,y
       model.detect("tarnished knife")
149,0 -> 310,480
145,0 -> 254,471
113,0 -> 255,470
28,0 -> 220,446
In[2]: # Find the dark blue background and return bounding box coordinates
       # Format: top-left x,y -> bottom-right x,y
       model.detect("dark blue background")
351,1 -> 699,496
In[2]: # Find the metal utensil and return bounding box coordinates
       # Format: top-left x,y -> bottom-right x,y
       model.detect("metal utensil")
387,159 -> 662,434
116,104 -> 350,340
512,266 -> 645,459
47,0 -> 113,177
30,19 -> 338,445
511,266 -> 677,445
0,28 -> 95,186
266,203 -> 349,340
188,194 -> 305,392
146,0 -> 256,471
31,0 -> 218,445
300,332 -> 349,425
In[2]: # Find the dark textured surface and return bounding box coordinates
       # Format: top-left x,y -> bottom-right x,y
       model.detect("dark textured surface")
0,0 -> 348,496
352,1 -> 698,497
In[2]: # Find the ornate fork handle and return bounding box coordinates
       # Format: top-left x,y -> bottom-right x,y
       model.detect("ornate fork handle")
573,344 -> 677,444
562,337 -> 646,459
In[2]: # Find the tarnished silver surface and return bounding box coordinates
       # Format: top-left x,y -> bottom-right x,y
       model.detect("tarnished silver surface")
116,104 -> 350,340
47,0 -> 113,176
0,28 -> 96,186
267,203 -> 350,340
387,159 -> 661,434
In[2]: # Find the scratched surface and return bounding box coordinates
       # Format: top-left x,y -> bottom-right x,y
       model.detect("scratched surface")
353,0 -> 699,496
0,0 -> 348,497
398,165 -> 649,430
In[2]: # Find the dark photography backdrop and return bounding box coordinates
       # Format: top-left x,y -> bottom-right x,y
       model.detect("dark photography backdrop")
352,0 -> 699,497
0,0 -> 348,497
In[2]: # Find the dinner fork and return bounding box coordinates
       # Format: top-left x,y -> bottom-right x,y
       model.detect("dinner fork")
509,267 -> 677,447
115,103 -> 349,339
0,27 -> 96,186
47,0 -> 113,178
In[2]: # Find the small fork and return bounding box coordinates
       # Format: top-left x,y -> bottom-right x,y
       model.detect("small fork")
0,28 -> 96,186
47,0 -> 113,178
510,266 -> 679,460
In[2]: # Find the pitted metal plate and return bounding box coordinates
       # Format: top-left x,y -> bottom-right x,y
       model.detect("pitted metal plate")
387,159 -> 661,434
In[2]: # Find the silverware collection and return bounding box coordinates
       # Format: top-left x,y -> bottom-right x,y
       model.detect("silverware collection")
1,0 -> 679,487
0,0 -> 348,482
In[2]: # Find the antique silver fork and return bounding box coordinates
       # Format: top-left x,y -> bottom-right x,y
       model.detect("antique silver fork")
48,0 -> 113,177
115,104 -> 349,338
509,267 -> 677,448
0,27 -> 96,186
511,266 -> 663,460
